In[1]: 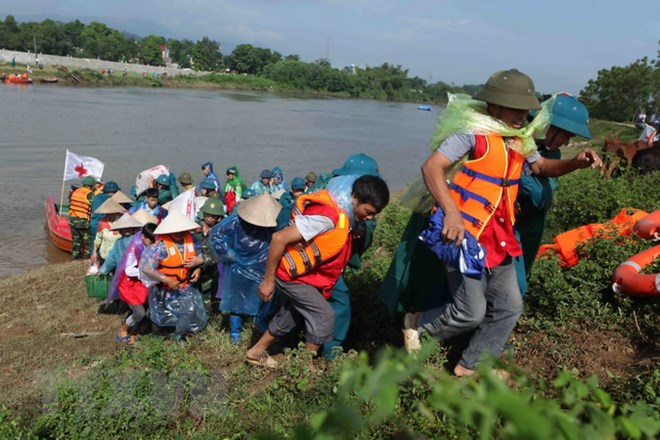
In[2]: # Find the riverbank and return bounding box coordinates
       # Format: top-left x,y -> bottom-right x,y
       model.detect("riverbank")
0,62 -> 353,99
2,188 -> 659,437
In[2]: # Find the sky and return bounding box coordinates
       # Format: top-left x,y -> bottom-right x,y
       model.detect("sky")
1,0 -> 658,94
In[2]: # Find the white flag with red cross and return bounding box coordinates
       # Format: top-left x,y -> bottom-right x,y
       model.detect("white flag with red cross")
63,150 -> 105,181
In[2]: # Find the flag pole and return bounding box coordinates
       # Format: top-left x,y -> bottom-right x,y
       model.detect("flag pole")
59,150 -> 68,216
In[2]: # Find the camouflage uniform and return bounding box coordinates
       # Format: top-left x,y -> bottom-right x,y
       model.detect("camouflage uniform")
194,223 -> 219,306
68,189 -> 95,259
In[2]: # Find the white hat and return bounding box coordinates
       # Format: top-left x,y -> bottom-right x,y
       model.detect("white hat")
154,210 -> 200,235
132,209 -> 158,225
110,212 -> 143,231
271,189 -> 286,200
236,193 -> 282,227
111,191 -> 133,204
94,198 -> 125,214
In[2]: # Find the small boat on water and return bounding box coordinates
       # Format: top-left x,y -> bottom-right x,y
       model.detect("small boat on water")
1,73 -> 33,84
45,195 -> 73,253
40,76 -> 59,84
417,105 -> 432,111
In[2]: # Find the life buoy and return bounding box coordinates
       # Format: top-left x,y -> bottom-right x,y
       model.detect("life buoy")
633,210 -> 660,240
612,244 -> 660,297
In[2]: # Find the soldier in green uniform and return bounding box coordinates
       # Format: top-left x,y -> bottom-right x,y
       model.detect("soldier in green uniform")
68,176 -> 97,259
188,198 -> 226,312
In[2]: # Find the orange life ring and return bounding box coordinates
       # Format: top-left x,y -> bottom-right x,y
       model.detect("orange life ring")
612,244 -> 660,297
634,210 -> 660,240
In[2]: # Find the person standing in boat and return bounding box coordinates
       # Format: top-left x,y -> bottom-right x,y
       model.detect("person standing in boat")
68,176 -> 97,260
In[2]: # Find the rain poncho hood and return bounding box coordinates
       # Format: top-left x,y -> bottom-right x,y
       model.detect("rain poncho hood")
225,165 -> 247,191
419,207 -> 486,279
199,161 -> 221,192
325,174 -> 357,228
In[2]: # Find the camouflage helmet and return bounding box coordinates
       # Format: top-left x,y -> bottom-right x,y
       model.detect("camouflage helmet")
473,69 -> 541,111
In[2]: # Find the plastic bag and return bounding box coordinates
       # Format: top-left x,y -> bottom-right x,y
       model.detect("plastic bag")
86,261 -> 99,275
326,174 -> 357,227
148,285 -> 208,334
418,207 -> 486,279
135,164 -> 169,196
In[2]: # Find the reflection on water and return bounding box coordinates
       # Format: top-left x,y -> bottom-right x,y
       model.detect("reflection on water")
0,86 -> 441,278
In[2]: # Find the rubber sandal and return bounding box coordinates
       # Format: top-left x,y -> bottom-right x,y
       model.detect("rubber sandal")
114,334 -> 130,344
246,353 -> 279,368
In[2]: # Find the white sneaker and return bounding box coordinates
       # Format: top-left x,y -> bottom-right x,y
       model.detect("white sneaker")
402,313 -> 421,353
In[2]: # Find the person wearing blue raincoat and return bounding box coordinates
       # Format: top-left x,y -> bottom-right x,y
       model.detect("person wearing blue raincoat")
199,161 -> 221,193
271,166 -> 289,192
209,194 -> 281,343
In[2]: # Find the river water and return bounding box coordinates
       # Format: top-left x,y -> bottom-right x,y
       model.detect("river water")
0,85 -> 441,278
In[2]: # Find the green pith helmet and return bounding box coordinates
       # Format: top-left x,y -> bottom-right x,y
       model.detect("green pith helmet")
81,176 -> 97,186
473,69 -> 541,111
199,198 -> 225,216
178,172 -> 193,185
547,94 -> 592,139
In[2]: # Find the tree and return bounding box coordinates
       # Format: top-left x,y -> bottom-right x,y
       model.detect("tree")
191,37 -> 222,71
139,34 -> 165,66
168,39 -> 195,68
579,55 -> 658,122
227,44 -> 281,75
80,21 -> 136,61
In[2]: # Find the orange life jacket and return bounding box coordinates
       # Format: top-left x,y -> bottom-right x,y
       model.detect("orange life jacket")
159,233 -> 196,287
69,187 -> 93,220
280,190 -> 350,278
449,134 -> 525,239
277,190 -> 352,299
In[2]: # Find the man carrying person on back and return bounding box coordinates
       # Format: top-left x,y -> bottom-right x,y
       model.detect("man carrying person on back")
246,174 -> 389,367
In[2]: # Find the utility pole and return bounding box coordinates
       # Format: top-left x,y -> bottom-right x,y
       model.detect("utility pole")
33,35 -> 37,60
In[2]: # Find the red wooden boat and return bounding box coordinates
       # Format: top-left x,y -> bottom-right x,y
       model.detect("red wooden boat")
45,195 -> 72,252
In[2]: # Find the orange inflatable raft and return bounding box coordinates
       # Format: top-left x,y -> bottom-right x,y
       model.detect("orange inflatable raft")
612,210 -> 660,297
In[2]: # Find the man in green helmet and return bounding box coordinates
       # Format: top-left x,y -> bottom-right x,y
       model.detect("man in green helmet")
514,93 -> 594,296
402,69 -> 602,377
68,176 -> 98,259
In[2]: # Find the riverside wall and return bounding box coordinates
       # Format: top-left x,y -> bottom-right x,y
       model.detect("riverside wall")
0,49 -> 206,77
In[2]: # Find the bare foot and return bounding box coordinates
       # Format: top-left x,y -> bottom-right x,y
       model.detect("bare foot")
454,364 -> 475,377
245,347 -> 263,363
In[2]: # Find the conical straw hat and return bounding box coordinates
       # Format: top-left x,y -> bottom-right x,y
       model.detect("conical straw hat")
94,198 -> 125,214
110,212 -> 143,231
161,201 -> 171,210
271,189 -> 286,200
132,209 -> 158,226
111,190 -> 133,204
154,210 -> 200,235
236,193 -> 282,227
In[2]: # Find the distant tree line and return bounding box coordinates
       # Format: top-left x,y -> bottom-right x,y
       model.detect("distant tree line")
0,15 -> 479,103
5,15 -> 655,112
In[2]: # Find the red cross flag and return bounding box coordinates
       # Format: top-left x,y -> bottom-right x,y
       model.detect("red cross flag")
63,150 -> 104,181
